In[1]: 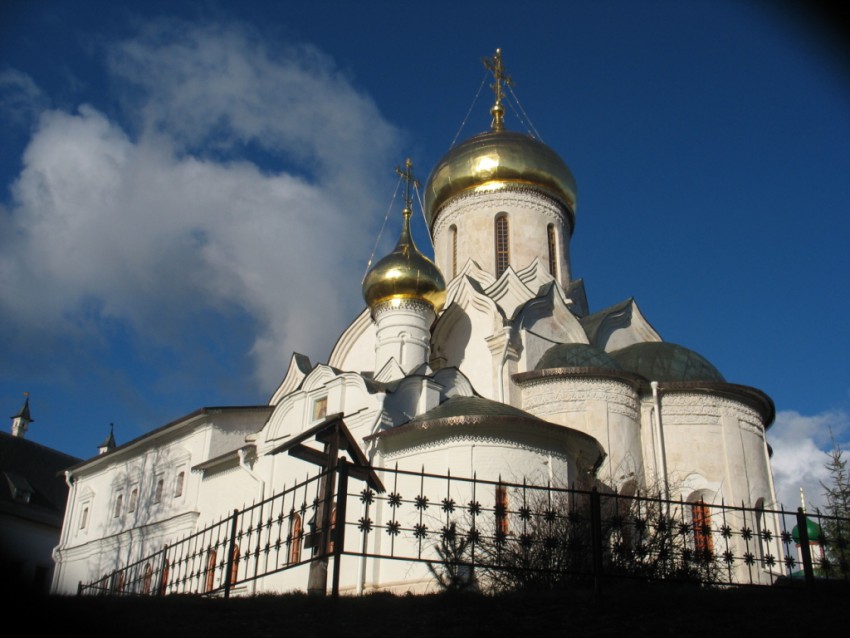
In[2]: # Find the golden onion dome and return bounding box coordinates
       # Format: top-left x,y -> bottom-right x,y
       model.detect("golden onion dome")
362,207 -> 447,313
423,129 -> 577,231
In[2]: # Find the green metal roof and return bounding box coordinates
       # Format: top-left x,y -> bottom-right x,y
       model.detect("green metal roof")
792,516 -> 823,543
609,342 -> 725,383
535,343 -> 622,371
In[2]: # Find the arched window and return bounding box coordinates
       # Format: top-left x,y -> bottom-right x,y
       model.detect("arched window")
495,485 -> 509,535
142,563 -> 153,595
159,558 -> 170,596
289,513 -> 303,564
128,488 -> 138,513
113,494 -> 123,518
547,224 -> 557,277
691,500 -> 713,558
153,477 -> 164,504
174,471 -> 185,498
494,215 -> 510,276
79,506 -> 89,530
327,505 -> 337,553
449,225 -> 458,278
205,548 -> 217,593
230,545 -> 240,586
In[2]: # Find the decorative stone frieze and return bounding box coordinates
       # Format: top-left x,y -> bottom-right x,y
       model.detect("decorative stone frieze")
432,187 -> 568,238
520,377 -> 639,421
372,298 -> 435,318
660,393 -> 763,431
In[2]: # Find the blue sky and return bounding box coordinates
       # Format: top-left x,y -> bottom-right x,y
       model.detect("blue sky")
1,1 -> 848,511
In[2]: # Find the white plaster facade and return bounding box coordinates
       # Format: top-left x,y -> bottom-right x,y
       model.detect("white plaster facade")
52,91 -> 780,593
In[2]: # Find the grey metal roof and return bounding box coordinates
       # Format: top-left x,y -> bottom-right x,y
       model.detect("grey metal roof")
367,395 -> 606,472
0,432 -> 81,525
408,395 -> 545,425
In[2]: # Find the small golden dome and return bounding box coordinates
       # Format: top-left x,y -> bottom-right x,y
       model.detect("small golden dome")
362,208 -> 447,312
423,130 -> 577,231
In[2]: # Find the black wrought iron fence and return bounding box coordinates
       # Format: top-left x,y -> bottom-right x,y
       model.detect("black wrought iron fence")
78,460 -> 849,597
78,469 -> 331,597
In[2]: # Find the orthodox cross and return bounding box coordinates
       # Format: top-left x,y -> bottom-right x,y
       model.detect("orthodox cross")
483,48 -> 512,131
395,158 -> 419,212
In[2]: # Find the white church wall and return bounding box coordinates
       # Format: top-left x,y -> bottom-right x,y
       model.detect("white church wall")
660,391 -> 779,584
519,376 -> 642,490
513,293 -> 589,373
378,432 -> 572,488
660,392 -> 771,509
328,308 -> 377,373
431,302 -> 501,400
196,464 -> 258,523
372,301 -> 436,375
206,409 -> 269,460
261,371 -> 383,459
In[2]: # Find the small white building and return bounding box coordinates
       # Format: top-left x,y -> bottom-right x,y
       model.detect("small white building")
52,53 -> 779,594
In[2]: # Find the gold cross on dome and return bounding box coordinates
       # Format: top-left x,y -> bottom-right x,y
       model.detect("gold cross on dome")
483,48 -> 513,131
395,158 -> 419,212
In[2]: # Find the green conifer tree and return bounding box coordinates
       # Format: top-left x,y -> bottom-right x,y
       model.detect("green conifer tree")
820,434 -> 850,577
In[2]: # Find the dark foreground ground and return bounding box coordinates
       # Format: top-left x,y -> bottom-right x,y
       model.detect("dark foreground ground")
18,580 -> 846,637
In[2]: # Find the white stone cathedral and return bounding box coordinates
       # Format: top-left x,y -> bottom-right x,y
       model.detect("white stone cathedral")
51,51 -> 778,594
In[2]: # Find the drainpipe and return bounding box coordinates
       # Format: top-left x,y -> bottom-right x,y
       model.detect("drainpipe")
651,381 -> 670,505
762,428 -> 782,572
52,470 -> 76,592
238,448 -> 264,596
498,325 -> 511,403
60,470 -> 75,546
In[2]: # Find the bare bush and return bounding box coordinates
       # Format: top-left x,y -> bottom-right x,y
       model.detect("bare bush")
428,483 -> 722,593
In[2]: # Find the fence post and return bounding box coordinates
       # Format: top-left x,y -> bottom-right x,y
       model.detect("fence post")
796,507 -> 815,586
224,508 -> 240,599
590,487 -> 603,596
331,457 -> 349,599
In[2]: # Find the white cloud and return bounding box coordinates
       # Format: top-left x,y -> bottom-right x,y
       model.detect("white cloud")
769,409 -> 850,513
106,20 -> 391,211
0,21 -> 399,393
0,69 -> 47,126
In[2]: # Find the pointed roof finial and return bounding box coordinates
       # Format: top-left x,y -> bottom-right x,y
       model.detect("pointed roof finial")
483,48 -> 512,132
10,392 -> 33,438
98,422 -> 116,455
395,158 -> 419,216
12,392 -> 33,423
